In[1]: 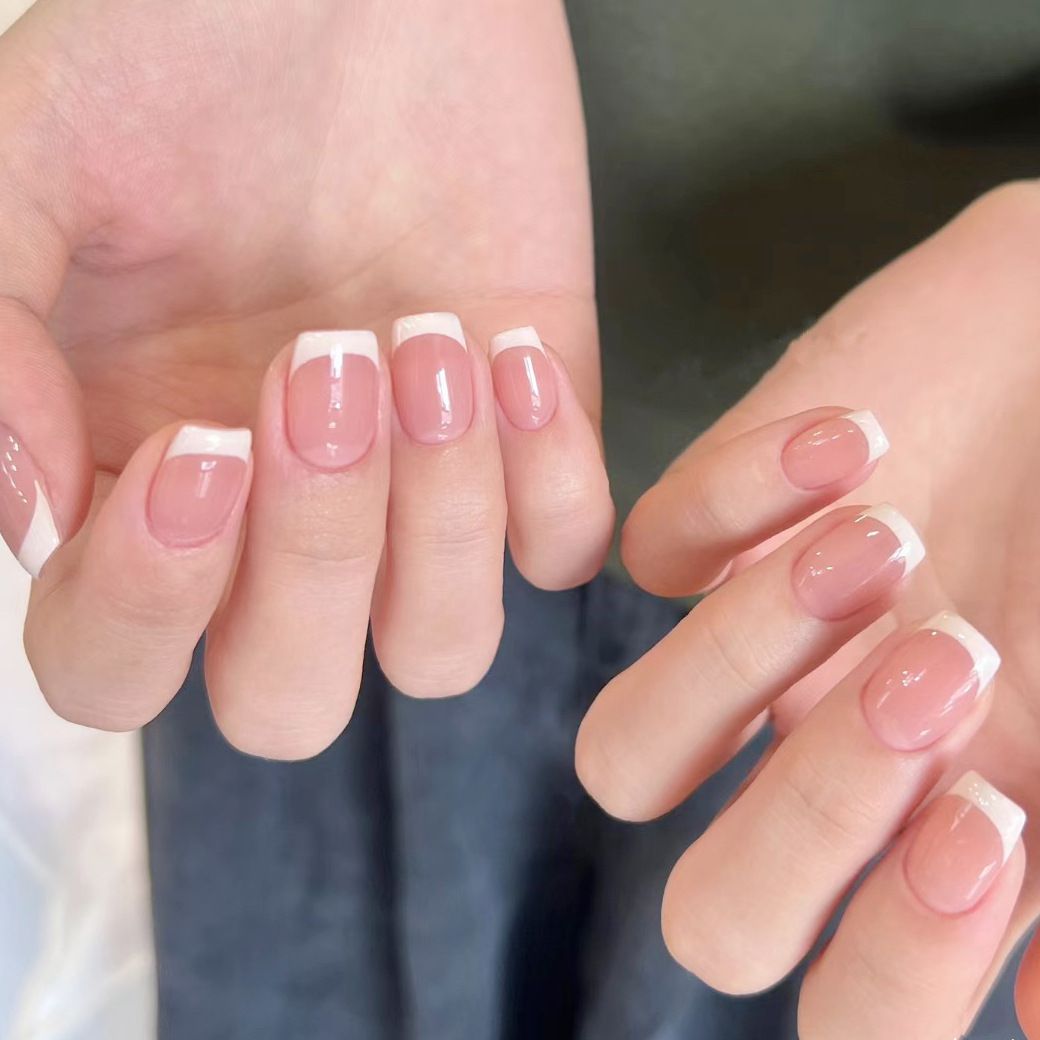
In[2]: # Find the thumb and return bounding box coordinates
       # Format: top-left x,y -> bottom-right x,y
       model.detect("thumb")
0,28 -> 93,577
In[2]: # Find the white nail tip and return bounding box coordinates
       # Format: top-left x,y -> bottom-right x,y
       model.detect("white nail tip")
949,771 -> 1025,864
489,326 -> 545,359
859,503 -> 926,574
392,312 -> 466,351
291,331 -> 379,376
165,426 -> 252,461
923,611 -> 1002,690
17,481 -> 60,578
845,410 -> 890,464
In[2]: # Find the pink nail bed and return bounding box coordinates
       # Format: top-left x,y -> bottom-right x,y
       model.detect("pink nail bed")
792,504 -> 925,620
0,421 -> 60,577
489,326 -> 558,431
905,772 -> 1024,915
287,331 -> 380,470
148,426 -> 251,548
862,612 -> 999,751
391,313 -> 473,445
781,410 -> 889,490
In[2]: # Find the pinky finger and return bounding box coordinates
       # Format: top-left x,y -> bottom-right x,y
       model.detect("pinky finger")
799,772 -> 1026,1040
490,326 -> 613,589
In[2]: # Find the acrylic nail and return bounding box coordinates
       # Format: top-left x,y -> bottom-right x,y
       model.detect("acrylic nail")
148,426 -> 251,548
792,503 -> 925,620
287,331 -> 380,470
905,772 -> 1024,915
862,612 -> 1000,751
489,326 -> 558,431
781,410 -> 889,490
0,421 -> 60,577
391,312 -> 473,445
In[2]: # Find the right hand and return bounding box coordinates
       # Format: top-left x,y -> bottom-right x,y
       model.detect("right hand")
0,0 -> 612,758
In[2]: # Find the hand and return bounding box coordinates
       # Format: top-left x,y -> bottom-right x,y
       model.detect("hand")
576,182 -> 1040,1038
0,0 -> 612,758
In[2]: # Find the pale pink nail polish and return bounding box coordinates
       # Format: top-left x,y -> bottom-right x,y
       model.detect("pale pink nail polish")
391,313 -> 473,445
489,326 -> 558,431
0,421 -> 60,577
792,504 -> 925,620
148,426 -> 251,547
862,612 -> 1000,751
905,772 -> 1024,915
287,331 -> 380,470
781,410 -> 889,490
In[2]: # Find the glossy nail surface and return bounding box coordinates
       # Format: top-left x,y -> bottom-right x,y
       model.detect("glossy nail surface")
793,504 -> 925,620
862,612 -> 999,751
490,326 -> 558,431
905,772 -> 1024,915
149,426 -> 251,547
0,421 -> 60,577
391,313 -> 473,445
781,410 -> 888,490
287,331 -> 380,470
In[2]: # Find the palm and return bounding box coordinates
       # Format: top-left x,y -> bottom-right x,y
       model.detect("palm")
22,0 -> 596,474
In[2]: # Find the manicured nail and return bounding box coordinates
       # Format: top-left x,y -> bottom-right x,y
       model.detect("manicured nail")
781,410 -> 889,490
905,772 -> 1024,915
287,331 -> 380,470
0,421 -> 60,577
862,612 -> 1000,751
148,426 -> 251,547
489,326 -> 558,431
391,312 -> 473,445
792,504 -> 925,620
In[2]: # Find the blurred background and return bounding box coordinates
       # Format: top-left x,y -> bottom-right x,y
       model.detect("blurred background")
3,1 -> 1040,1037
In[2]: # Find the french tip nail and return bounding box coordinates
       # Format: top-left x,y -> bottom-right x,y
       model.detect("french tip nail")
489,326 -> 545,359
291,330 -> 380,376
165,425 -> 253,462
923,611 -> 1002,689
860,503 -> 926,573
845,410 -> 890,463
16,480 -> 60,578
949,771 -> 1026,864
391,312 -> 466,351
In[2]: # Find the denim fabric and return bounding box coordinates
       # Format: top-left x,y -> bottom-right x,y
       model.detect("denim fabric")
144,563 -> 1023,1039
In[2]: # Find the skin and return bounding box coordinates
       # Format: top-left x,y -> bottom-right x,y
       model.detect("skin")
0,0 -> 612,755
589,181 -> 1040,1037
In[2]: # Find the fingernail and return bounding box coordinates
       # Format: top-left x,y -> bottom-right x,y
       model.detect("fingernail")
781,410 -> 889,490
149,426 -> 251,547
0,422 -> 60,577
792,503 -> 925,620
905,771 -> 1024,915
862,612 -> 1000,751
489,326 -> 558,431
391,312 -> 473,445
287,331 -> 380,470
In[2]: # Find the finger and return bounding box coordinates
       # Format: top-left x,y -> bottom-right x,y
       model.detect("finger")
575,502 -> 925,822
0,170 -> 92,579
23,423 -> 252,729
488,326 -> 613,589
1019,927 -> 1040,1040
205,332 -> 389,759
661,612 -> 1000,993
372,312 -> 507,698
800,773 -> 1025,1040
622,407 -> 888,596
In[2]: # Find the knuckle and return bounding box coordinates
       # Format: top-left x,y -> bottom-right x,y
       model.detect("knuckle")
778,745 -> 883,854
698,599 -> 776,700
